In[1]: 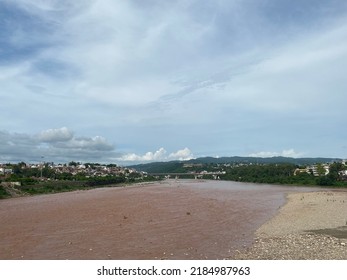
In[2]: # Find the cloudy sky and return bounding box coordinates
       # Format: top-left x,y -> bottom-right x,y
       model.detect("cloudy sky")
1,0 -> 347,164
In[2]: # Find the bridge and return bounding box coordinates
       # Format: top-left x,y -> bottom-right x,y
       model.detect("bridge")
148,172 -> 223,180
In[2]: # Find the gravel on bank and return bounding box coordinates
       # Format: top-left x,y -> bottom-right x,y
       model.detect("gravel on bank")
234,191 -> 347,260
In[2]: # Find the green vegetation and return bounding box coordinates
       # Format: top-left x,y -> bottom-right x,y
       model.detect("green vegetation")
0,174 -> 158,198
85,175 -> 126,187
130,161 -> 186,173
18,177 -> 128,195
0,186 -> 10,199
20,181 -> 87,195
220,164 -> 325,185
221,162 -> 347,187
221,164 -> 297,184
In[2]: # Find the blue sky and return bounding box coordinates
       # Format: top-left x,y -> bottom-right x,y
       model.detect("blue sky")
1,0 -> 347,164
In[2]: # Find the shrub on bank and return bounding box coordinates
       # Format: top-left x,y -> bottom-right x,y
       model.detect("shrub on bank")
0,186 -> 10,199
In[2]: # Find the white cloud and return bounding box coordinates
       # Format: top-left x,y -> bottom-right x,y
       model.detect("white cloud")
118,148 -> 167,162
53,136 -> 114,151
118,147 -> 194,163
37,127 -> 73,142
248,149 -> 303,158
0,128 -> 116,163
169,147 -> 194,161
36,127 -> 114,152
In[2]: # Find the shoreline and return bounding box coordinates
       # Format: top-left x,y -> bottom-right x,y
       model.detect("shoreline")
234,190 -> 347,259
2,177 -> 343,201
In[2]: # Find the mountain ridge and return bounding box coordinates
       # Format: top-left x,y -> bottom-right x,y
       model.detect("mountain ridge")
128,156 -> 343,173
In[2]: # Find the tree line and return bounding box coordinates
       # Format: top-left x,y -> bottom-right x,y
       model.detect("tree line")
220,163 -> 347,187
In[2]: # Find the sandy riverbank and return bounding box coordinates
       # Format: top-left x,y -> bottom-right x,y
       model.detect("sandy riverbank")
234,190 -> 347,259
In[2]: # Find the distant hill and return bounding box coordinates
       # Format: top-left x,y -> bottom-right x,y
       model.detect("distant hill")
128,161 -> 184,173
187,156 -> 342,165
128,156 -> 342,173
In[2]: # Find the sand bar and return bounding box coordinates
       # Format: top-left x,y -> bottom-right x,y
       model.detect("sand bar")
235,190 -> 347,259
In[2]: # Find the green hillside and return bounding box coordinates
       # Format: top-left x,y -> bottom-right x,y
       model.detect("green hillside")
128,156 -> 342,173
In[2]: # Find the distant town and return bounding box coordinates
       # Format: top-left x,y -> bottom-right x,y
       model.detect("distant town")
0,161 -> 140,178
1,161 -> 141,178
0,161 -> 152,199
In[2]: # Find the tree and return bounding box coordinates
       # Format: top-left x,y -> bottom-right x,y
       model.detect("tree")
316,164 -> 326,176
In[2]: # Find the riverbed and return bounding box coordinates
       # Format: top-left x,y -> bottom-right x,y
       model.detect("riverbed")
0,179 -> 324,259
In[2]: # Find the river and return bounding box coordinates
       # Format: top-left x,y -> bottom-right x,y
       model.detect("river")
0,179 -> 323,259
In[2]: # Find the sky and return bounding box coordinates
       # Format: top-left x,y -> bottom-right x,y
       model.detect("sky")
1,0 -> 347,164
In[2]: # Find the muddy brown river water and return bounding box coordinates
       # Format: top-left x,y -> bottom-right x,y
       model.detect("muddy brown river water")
0,179 -> 323,259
